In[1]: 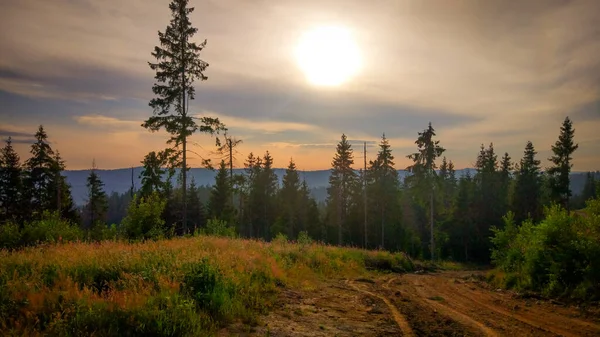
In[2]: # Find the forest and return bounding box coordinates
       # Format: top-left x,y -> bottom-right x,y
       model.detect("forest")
1,118 -> 598,262
1,0 -> 599,335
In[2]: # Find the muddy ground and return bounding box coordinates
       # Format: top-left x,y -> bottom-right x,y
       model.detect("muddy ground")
222,271 -> 600,336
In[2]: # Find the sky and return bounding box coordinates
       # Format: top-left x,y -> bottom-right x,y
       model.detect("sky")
1,0 -> 599,171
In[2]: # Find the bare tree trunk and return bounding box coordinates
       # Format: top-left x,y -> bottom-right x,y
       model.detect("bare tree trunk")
56,171 -> 61,214
381,206 -> 385,249
229,138 -> 234,207
430,190 -> 434,260
338,186 -> 342,246
364,142 -> 367,249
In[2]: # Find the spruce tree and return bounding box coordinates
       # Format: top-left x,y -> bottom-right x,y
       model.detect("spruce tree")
85,161 -> 108,228
52,151 -> 79,223
499,152 -> 513,214
437,156 -> 457,209
208,160 -> 234,223
436,156 -> 457,257
298,179 -> 322,240
406,123 -> 445,259
279,159 -> 301,238
187,177 -> 206,231
453,173 -> 475,261
144,0 -> 225,234
243,153 -> 262,238
326,134 -> 358,246
25,125 -> 58,218
140,151 -> 167,197
0,137 -> 23,222
547,117 -> 578,211
259,151 -> 278,239
513,141 -> 542,224
367,134 -> 399,249
470,144 -> 508,261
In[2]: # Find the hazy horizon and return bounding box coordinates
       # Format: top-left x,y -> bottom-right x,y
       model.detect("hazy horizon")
1,0 -> 599,171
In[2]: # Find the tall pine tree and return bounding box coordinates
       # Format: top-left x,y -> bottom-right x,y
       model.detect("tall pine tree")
298,179 -> 322,241
367,134 -> 400,249
259,152 -> 278,239
452,173 -> 475,261
499,152 -> 513,216
406,123 -> 445,259
208,160 -> 234,224
51,151 -> 79,223
326,134 -> 358,246
513,141 -> 542,224
471,144 -> 503,262
0,137 -> 23,222
85,160 -> 108,228
144,0 -> 225,234
278,159 -> 301,238
25,125 -> 60,218
242,153 -> 262,238
547,116 -> 578,211
140,151 -> 167,198
187,177 -> 206,231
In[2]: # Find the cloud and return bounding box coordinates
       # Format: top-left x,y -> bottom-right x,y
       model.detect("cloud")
74,115 -> 140,129
203,111 -> 319,134
1,0 -> 600,170
0,124 -> 35,144
572,100 -> 600,122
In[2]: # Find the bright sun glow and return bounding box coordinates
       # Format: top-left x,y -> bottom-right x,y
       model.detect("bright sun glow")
295,26 -> 361,87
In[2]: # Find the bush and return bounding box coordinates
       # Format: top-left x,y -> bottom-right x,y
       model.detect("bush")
364,251 -> 413,273
121,193 -> 167,241
0,222 -> 22,250
88,222 -> 119,242
21,211 -> 82,246
273,232 -> 288,244
490,198 -> 600,301
180,258 -> 236,321
197,218 -> 236,238
297,231 -> 312,250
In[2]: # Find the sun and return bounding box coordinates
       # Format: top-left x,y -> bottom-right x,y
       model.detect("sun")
295,25 -> 361,87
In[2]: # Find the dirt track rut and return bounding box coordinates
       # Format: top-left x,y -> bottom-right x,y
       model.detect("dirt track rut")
224,271 -> 600,336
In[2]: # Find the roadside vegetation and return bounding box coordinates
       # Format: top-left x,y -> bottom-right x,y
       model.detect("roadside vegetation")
489,196 -> 600,302
0,232 -> 413,336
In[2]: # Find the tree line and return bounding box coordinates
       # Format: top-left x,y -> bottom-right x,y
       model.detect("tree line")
1,116 -> 598,261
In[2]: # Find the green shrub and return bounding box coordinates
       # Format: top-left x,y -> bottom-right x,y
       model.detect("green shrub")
121,193 -> 167,241
21,211 -> 82,246
180,258 -> 235,321
89,222 -> 119,242
0,222 -> 21,250
197,218 -> 236,238
490,198 -> 600,301
273,232 -> 288,244
361,250 -> 414,273
297,231 -> 312,250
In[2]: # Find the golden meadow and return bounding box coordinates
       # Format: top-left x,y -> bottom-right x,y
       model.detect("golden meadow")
0,235 -> 413,336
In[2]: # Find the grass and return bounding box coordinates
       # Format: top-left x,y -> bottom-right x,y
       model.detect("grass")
0,235 -> 414,336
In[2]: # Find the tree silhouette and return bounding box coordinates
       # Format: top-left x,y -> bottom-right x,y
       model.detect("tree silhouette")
547,117 -> 578,211
327,134 -> 358,246
144,0 -> 225,234
0,137 -> 23,222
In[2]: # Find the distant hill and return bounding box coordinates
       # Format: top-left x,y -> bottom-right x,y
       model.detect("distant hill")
64,168 -> 597,206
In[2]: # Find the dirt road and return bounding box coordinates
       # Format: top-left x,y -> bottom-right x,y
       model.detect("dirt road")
225,271 -> 600,336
